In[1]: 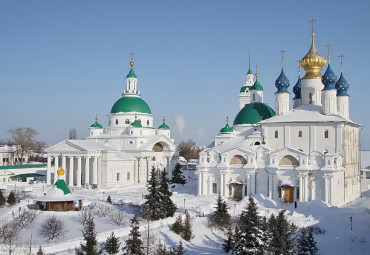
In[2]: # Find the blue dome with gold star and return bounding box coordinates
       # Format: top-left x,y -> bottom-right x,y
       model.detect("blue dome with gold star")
275,68 -> 290,93
335,72 -> 349,96
322,64 -> 337,90
292,76 -> 301,99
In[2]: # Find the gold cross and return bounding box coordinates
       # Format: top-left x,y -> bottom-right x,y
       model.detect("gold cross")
226,116 -> 229,123
280,50 -> 286,66
95,114 -> 98,122
325,44 -> 332,63
339,54 -> 344,72
297,59 -> 301,75
255,64 -> 259,75
130,52 -> 134,62
309,19 -> 317,35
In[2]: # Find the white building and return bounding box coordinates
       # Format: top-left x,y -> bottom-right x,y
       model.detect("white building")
45,60 -> 179,188
197,31 -> 361,206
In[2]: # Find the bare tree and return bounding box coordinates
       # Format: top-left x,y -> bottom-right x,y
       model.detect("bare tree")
0,220 -> 21,255
39,214 -> 66,241
69,128 -> 78,140
23,232 -> 36,255
7,127 -> 46,165
109,209 -> 126,226
178,139 -> 202,160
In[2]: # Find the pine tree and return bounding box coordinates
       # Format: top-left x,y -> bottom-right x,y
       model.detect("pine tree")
223,226 -> 234,253
268,210 -> 297,255
233,196 -> 264,255
104,231 -> 120,254
36,246 -> 44,255
172,214 -> 183,235
122,215 -> 144,255
182,212 -> 193,241
171,163 -> 186,184
0,190 -> 6,206
7,191 -> 16,205
76,211 -> 102,255
175,240 -> 185,255
155,241 -> 168,255
158,170 -> 177,218
144,167 -> 162,220
106,195 -> 112,204
305,227 -> 319,255
213,194 -> 231,228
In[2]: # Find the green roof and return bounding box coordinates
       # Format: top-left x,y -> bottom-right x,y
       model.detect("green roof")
158,121 -> 170,130
247,67 -> 253,75
11,173 -> 45,178
251,79 -> 263,90
0,164 -> 47,170
233,102 -> 275,125
54,179 -> 71,195
111,96 -> 152,114
240,85 -> 252,93
219,123 -> 234,134
90,121 -> 103,129
131,119 -> 142,128
126,67 -> 137,78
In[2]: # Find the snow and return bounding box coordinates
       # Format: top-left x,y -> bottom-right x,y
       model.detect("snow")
1,174 -> 370,254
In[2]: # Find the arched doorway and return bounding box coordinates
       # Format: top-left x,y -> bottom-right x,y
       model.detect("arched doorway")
283,186 -> 294,203
152,143 -> 163,152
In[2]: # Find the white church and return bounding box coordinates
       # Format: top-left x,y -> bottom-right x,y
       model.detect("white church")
45,60 -> 179,188
197,30 -> 361,206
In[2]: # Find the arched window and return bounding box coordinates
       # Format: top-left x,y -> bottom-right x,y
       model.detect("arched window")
152,143 -> 163,152
278,155 -> 299,166
274,130 -> 278,138
229,155 -> 247,165
253,93 -> 256,102
125,119 -> 130,124
298,130 -> 302,137
324,130 -> 329,138
309,93 -> 313,104
254,141 -> 260,145
115,119 -> 118,125
147,120 -> 149,126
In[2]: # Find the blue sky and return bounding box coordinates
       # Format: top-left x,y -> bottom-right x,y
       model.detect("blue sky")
1,0 -> 370,149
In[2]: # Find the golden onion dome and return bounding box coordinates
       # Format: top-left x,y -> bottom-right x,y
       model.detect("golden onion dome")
57,167 -> 65,176
300,33 -> 327,79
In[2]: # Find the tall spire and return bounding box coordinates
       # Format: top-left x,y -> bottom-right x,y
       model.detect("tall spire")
300,19 -> 327,79
247,50 -> 253,74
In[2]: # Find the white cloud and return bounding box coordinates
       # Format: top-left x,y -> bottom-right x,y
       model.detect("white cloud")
173,114 -> 186,135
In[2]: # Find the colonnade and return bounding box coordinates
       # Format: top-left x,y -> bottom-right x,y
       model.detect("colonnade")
46,155 -> 100,188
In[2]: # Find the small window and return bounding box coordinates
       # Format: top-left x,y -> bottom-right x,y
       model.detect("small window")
324,130 -> 329,138
115,119 -> 118,125
253,93 -> 256,102
309,93 -> 313,104
129,141 -> 133,144
212,183 -> 217,194
298,131 -> 302,137
116,173 -> 120,182
274,130 -> 278,138
127,172 -> 130,181
130,131 -> 133,135
125,119 -> 130,124
254,141 -> 260,145
138,119 -> 141,124
147,120 -> 149,126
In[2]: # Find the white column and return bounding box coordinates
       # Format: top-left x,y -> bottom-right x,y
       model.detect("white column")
220,172 -> 224,196
54,156 -> 59,183
47,155 -> 52,185
304,176 -> 309,202
299,175 -> 303,201
76,156 -> 82,187
69,156 -> 74,186
242,183 -> 245,198
251,174 -> 256,195
198,171 -> 202,195
329,177 -> 333,205
268,174 -> 273,198
92,156 -> 98,185
62,156 -> 66,181
247,174 -> 251,196
97,157 -> 101,188
85,156 -> 90,186
272,174 -> 278,200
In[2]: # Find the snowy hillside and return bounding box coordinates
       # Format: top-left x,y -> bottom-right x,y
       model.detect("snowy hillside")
0,175 -> 369,254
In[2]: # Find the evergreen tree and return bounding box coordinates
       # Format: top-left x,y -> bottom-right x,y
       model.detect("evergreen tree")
223,226 -> 234,253
106,195 -> 112,204
144,167 -> 161,220
233,196 -> 264,255
172,214 -> 183,235
122,215 -> 144,255
0,190 -> 6,206
171,163 -> 187,184
7,191 -> 16,205
76,211 -> 102,255
297,227 -> 319,255
155,241 -> 168,255
268,210 -> 297,255
158,170 -> 177,218
104,231 -> 120,254
260,216 -> 271,253
212,194 -> 231,228
173,240 -> 185,255
36,246 -> 44,255
182,212 -> 193,241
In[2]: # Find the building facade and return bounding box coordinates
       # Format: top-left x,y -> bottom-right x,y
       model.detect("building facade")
45,61 -> 179,188
197,31 -> 361,206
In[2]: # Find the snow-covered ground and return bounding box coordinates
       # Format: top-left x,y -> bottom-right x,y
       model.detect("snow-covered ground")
1,172 -> 370,255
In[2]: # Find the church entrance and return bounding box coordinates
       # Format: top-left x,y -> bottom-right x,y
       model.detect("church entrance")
233,184 -> 243,200
284,186 -> 294,203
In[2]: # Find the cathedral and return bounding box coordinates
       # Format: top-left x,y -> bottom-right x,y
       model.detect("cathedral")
45,60 -> 179,188
197,29 -> 361,206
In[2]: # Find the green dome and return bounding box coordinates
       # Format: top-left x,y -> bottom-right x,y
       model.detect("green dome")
131,119 -> 142,128
233,102 -> 275,125
126,67 -> 137,78
219,123 -> 234,134
251,79 -> 263,90
90,121 -> 103,129
240,85 -> 252,93
111,96 -> 152,114
158,121 -> 170,130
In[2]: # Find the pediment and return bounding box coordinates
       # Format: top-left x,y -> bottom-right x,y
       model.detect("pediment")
46,140 -> 87,153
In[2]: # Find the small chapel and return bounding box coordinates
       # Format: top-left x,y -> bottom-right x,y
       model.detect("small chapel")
197,26 -> 361,206
45,59 -> 180,189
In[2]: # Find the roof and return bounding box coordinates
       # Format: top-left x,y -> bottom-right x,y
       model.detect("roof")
275,68 -> 290,93
11,173 -> 45,178
90,121 -> 103,129
251,79 -> 263,91
322,64 -> 337,90
158,121 -> 170,130
110,96 -> 152,114
240,85 -> 252,93
233,102 -> 276,125
131,119 -> 142,128
126,67 -> 137,78
219,123 -> 234,133
0,164 -> 47,170
336,72 -> 349,96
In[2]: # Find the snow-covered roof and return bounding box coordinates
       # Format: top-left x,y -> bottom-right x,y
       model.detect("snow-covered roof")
36,185 -> 78,202
260,105 -> 359,125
